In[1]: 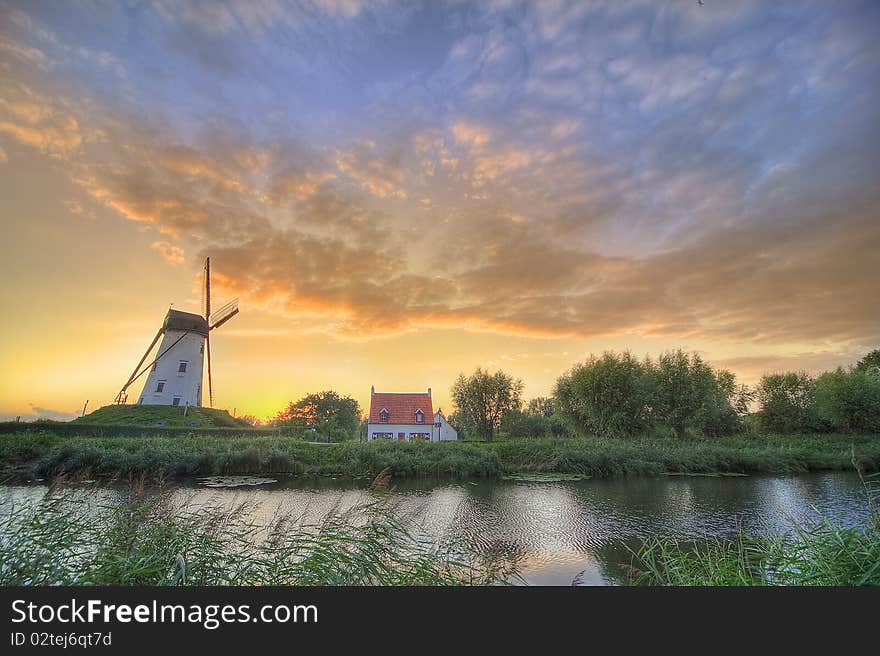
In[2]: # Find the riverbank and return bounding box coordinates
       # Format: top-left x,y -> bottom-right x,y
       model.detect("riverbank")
1,432 -> 878,482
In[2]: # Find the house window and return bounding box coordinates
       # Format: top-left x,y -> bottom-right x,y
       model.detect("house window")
172,396 -> 181,406
155,380 -> 166,393
379,408 -> 389,423
372,432 -> 393,440
178,361 -> 188,373
410,432 -> 430,441
415,409 -> 424,424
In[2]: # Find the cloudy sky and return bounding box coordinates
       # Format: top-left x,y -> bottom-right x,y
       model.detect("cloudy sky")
1,0 -> 878,420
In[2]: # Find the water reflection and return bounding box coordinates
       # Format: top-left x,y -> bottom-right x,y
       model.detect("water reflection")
1,472 -> 870,586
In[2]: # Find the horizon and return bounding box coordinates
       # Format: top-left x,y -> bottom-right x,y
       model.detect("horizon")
1,1 -> 879,421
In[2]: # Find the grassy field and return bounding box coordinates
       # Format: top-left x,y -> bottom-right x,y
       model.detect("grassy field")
1,432 -> 878,481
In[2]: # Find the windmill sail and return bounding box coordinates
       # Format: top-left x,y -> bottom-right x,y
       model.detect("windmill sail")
209,298 -> 239,330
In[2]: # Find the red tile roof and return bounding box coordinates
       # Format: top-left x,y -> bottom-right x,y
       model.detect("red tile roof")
369,392 -> 433,424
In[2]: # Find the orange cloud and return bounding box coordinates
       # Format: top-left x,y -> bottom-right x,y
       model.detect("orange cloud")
150,240 -> 185,265
335,142 -> 407,199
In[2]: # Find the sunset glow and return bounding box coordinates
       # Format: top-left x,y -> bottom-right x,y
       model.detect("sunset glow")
1,1 -> 878,421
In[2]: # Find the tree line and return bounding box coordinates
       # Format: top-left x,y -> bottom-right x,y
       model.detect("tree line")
263,349 -> 880,442
449,349 -> 880,441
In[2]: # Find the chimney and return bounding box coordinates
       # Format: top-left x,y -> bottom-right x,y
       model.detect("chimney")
371,385 -> 375,395
427,387 -> 432,396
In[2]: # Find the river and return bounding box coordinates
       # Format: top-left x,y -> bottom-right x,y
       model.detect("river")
0,471 -> 871,585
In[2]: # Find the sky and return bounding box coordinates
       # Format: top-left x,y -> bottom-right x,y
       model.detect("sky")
1,0 -> 878,421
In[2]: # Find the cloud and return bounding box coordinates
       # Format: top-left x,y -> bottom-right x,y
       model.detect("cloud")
451,121 -> 492,147
151,240 -> 186,265
0,92 -> 84,158
1,0 -> 878,353
29,404 -> 79,421
335,141 -> 408,199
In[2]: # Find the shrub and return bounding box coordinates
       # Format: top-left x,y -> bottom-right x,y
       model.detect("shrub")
814,368 -> 880,433
756,372 -> 825,433
647,350 -> 741,437
554,352 -> 653,437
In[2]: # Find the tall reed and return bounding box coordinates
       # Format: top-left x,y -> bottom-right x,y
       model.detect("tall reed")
629,470 -> 880,586
0,480 -> 514,586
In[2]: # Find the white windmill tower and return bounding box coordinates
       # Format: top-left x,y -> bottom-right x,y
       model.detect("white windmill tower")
114,257 -> 239,407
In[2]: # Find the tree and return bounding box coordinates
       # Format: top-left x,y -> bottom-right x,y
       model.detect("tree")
238,414 -> 263,427
756,372 -> 823,433
554,351 -> 653,438
451,368 -> 524,442
814,367 -> 880,433
527,396 -> 555,418
647,350 -> 740,437
855,349 -> 880,374
553,350 -> 743,438
274,390 -> 361,441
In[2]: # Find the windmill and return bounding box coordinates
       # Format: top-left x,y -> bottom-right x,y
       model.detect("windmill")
114,257 -> 239,407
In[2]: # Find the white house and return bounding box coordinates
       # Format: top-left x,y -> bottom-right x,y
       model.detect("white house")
137,309 -> 207,408
366,386 -> 458,442
432,408 -> 458,442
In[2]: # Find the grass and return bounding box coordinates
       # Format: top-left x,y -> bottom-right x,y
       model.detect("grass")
72,404 -> 251,428
1,432 -> 879,482
628,470 -> 880,586
0,479 -> 513,586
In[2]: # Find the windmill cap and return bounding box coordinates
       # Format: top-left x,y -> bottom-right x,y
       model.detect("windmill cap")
164,309 -> 209,336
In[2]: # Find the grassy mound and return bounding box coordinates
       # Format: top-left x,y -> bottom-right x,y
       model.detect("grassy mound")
73,404 -> 250,429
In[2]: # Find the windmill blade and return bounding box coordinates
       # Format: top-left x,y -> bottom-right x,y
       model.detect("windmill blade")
116,326 -> 163,403
209,298 -> 239,330
203,257 -> 211,320
206,332 -> 213,408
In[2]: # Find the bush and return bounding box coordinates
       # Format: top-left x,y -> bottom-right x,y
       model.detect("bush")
814,368 -> 880,433
756,372 -> 825,433
554,352 -> 653,437
647,351 -> 741,437
499,408 -> 568,439
554,350 -> 742,438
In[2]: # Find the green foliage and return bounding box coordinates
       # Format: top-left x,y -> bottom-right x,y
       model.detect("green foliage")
499,407 -> 568,439
553,350 -> 742,438
0,488 -> 511,586
3,432 -> 878,482
855,349 -> 880,374
451,368 -> 524,442
756,372 -> 824,433
72,404 -> 250,428
746,348 -> 880,435
647,350 -> 741,437
527,396 -> 555,418
814,368 -> 880,433
275,390 -> 361,441
554,351 -> 653,438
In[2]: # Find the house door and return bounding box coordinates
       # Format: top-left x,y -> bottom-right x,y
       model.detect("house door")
398,433 -> 406,441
